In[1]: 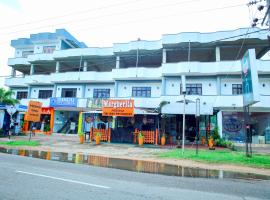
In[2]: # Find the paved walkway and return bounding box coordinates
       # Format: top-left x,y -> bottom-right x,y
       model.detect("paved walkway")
1,133 -> 270,176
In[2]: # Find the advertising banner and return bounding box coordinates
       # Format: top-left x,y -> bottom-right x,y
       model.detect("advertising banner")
50,98 -> 77,107
25,101 -> 42,122
102,99 -> 134,117
241,49 -> 260,106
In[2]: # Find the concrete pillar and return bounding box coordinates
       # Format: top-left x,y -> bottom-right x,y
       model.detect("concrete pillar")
215,46 -> 221,62
161,77 -> 166,96
53,85 -> 57,97
27,87 -> 31,99
216,76 -> 221,95
11,68 -> 16,77
114,81 -> 118,97
83,61 -> 87,72
217,111 -> 223,138
162,49 -> 167,64
55,61 -> 60,73
116,56 -> 120,69
30,64 -> 35,75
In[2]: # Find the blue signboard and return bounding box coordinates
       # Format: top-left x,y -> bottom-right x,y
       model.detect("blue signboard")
50,98 -> 78,107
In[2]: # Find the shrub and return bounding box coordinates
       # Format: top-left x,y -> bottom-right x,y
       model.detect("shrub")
215,138 -> 235,150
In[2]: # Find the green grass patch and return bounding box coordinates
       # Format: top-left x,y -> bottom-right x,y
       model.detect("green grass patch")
158,149 -> 270,169
0,140 -> 40,147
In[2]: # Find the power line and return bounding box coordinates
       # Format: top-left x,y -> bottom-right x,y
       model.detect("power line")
0,1 -> 246,38
0,0 -> 200,35
0,0 -> 143,30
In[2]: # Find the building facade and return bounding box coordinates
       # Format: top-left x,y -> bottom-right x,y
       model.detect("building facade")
5,28 -> 270,144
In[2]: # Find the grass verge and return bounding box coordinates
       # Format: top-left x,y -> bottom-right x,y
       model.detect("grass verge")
158,149 -> 270,169
0,140 -> 40,147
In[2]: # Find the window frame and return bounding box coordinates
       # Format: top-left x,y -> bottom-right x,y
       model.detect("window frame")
132,87 -> 151,97
16,91 -> 28,100
38,90 -> 53,99
93,88 -> 110,98
232,84 -> 242,95
61,88 -> 77,98
180,83 -> 202,95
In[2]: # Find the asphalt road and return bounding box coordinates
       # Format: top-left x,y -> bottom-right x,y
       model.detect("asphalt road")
0,153 -> 269,200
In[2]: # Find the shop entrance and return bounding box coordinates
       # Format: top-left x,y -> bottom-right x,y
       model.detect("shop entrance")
162,114 -> 197,144
54,110 -> 79,134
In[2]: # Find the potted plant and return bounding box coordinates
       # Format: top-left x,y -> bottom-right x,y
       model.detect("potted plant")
78,132 -> 84,144
161,133 -> 166,146
208,135 -> 215,149
201,136 -> 205,145
138,131 -> 144,146
95,132 -> 101,145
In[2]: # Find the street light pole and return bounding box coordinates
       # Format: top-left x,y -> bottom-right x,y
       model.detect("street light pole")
182,93 -> 186,155
196,98 -> 200,155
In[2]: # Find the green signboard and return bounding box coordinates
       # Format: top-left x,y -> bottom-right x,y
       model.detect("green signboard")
241,49 -> 260,106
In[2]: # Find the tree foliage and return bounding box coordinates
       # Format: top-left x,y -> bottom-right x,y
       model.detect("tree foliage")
0,88 -> 19,105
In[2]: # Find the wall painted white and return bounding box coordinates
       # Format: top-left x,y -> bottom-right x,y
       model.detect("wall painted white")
11,88 -> 28,99
259,78 -> 270,95
55,85 -> 84,98
30,86 -> 54,98
220,78 -> 242,95
165,77 -> 181,96
117,81 -> 161,98
85,84 -> 115,98
34,41 -> 59,54
164,77 -> 217,96
186,77 -> 217,95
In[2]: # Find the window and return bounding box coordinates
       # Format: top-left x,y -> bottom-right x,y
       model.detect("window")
132,87 -> 151,97
61,88 -> 77,97
181,84 -> 202,95
16,91 -> 28,100
93,89 -> 110,98
43,46 -> 56,54
232,84 -> 242,95
22,51 -> 34,58
38,90 -> 53,99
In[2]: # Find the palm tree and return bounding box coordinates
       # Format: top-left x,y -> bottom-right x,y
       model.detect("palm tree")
155,101 -> 170,135
0,88 -> 19,105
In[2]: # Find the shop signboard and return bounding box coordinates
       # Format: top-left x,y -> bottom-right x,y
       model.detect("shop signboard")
50,98 -> 77,107
241,49 -> 260,106
102,99 -> 134,117
41,107 -> 51,115
222,112 -> 244,142
87,98 -> 103,109
25,101 -> 42,122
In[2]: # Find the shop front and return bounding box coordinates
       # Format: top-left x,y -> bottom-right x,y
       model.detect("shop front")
50,97 -> 80,134
220,111 -> 270,144
80,98 -> 159,144
20,107 -> 54,135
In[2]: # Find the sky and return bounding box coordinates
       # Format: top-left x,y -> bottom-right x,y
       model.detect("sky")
0,0 -> 267,88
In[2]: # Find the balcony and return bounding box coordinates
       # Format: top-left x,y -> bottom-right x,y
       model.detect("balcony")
8,57 -> 30,66
19,98 -> 50,107
162,60 -> 270,76
27,53 -> 54,62
50,71 -> 113,83
112,67 -> 161,80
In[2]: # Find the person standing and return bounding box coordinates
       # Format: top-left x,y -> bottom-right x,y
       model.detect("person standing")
83,116 -> 92,141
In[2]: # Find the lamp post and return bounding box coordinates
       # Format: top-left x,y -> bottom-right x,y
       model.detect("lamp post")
196,98 -> 200,155
176,98 -> 194,155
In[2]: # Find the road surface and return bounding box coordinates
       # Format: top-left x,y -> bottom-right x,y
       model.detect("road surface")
0,153 -> 269,200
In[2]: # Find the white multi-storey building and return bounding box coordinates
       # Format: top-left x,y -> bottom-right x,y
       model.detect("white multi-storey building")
5,28 -> 270,144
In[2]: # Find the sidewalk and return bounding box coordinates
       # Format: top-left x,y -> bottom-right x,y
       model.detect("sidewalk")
1,133 -> 270,176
